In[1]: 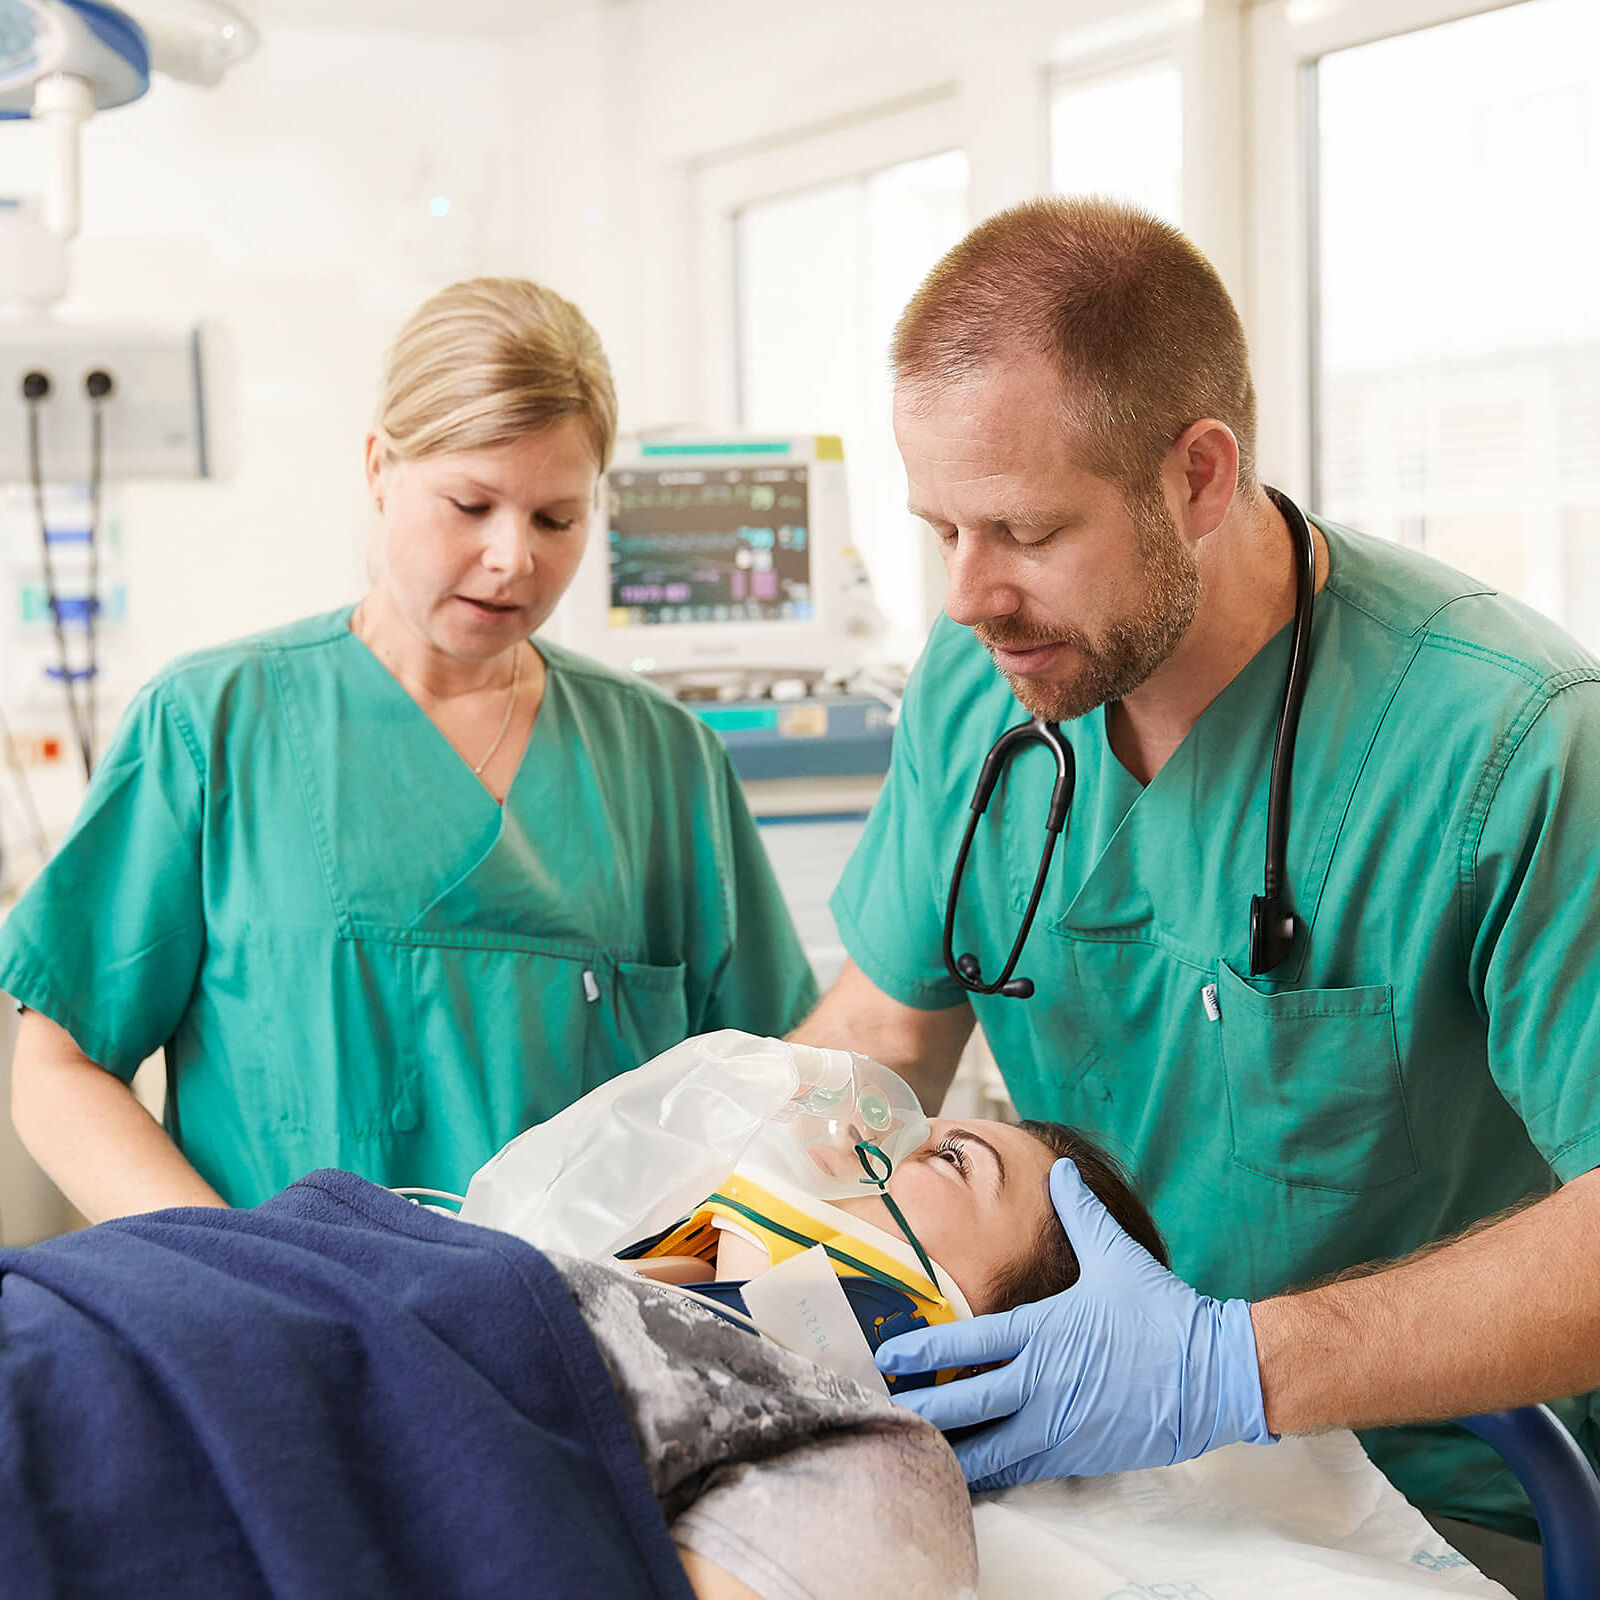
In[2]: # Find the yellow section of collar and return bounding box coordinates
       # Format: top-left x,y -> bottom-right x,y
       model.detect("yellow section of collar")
696,1172 -> 964,1325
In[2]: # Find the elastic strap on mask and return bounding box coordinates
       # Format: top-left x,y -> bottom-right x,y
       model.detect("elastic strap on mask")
854,1141 -> 941,1289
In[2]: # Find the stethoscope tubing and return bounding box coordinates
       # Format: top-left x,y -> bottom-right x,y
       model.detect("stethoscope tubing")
942,486 -> 1317,998
942,718 -> 1074,998
1260,486 -> 1317,905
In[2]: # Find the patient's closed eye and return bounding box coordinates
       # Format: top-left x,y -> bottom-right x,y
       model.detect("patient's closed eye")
935,1138 -> 971,1179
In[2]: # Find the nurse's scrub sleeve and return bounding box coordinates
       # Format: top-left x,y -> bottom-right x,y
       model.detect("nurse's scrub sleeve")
0,681 -> 204,1078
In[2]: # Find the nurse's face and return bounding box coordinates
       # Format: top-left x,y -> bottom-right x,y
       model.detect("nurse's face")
365,417 -> 601,662
896,352 -> 1199,722
832,1117 -> 1060,1315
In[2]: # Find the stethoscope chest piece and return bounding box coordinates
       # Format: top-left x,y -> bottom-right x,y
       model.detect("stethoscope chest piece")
1249,892 -> 1298,977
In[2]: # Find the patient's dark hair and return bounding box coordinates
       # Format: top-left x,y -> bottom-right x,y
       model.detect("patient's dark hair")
985,1122 -> 1168,1313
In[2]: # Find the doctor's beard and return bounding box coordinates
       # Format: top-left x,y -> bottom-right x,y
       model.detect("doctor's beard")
976,493 -> 1201,723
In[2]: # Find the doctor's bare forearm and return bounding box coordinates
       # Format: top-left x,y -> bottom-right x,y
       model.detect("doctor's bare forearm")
10,1010 -> 228,1223
1250,1166 -> 1600,1435
786,960 -> 975,1113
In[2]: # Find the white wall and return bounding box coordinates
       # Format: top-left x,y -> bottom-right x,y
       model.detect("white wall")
6,24 -> 526,700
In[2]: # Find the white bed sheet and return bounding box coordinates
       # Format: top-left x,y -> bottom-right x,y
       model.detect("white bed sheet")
973,1431 -> 1512,1598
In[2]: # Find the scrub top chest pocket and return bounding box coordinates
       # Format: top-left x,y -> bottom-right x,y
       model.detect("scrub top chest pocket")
405,937 -> 693,1135
1214,960 -> 1419,1193
586,956 -> 690,1085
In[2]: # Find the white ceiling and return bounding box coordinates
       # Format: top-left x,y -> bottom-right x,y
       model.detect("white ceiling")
238,0 -> 609,36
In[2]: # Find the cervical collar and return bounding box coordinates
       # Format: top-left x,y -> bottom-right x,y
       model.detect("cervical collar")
626,1157 -> 972,1387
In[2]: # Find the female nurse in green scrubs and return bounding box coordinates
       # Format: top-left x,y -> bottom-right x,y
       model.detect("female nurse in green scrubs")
0,277 -> 816,1220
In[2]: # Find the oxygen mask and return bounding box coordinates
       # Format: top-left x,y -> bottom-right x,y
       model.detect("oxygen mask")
738,1047 -> 941,1286
745,1043 -> 930,1203
458,1029 -> 937,1275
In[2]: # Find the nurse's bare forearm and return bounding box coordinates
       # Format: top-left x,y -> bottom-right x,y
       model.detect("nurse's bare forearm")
10,1010 -> 227,1222
787,959 -> 974,1112
1252,1166 -> 1600,1435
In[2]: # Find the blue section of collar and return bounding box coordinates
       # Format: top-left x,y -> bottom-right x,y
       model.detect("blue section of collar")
677,1277 -> 937,1392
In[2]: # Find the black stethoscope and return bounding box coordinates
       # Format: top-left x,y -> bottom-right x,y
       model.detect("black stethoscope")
942,486 -> 1317,998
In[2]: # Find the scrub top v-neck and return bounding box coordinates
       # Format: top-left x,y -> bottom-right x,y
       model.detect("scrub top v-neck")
832,518 -> 1600,1533
0,607 -> 817,1206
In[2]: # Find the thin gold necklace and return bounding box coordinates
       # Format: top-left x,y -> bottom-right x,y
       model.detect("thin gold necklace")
353,603 -> 523,777
472,644 -> 522,776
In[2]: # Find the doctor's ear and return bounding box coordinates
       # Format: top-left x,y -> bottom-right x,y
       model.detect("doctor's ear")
1166,419 -> 1239,540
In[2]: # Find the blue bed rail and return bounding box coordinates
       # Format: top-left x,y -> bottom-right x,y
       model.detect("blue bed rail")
1459,1406 -> 1600,1599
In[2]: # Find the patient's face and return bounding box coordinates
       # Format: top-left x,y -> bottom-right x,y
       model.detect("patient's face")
830,1118 -> 1058,1315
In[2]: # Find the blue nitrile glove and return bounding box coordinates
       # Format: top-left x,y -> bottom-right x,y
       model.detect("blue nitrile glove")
876,1158 -> 1275,1489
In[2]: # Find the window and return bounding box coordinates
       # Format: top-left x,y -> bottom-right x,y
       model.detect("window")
1050,60 -> 1183,224
732,150 -> 969,661
1313,0 -> 1600,644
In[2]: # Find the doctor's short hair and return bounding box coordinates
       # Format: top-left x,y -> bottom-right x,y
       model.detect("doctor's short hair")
987,1121 -> 1169,1314
891,196 -> 1258,500
374,277 -> 618,470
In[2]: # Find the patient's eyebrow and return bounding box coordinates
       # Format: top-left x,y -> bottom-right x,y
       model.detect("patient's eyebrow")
946,1127 -> 1007,1194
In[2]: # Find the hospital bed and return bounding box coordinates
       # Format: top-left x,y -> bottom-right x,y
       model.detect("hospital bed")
1462,1406 -> 1600,1600
971,1405 -> 1600,1599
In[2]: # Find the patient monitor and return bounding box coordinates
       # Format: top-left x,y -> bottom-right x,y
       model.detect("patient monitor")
552,435 -> 886,690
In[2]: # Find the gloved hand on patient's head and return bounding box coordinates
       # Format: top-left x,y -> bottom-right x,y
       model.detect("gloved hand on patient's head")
875,1157 -> 1275,1489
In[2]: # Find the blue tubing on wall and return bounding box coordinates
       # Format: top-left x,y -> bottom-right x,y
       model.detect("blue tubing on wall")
1459,1406 -> 1600,1600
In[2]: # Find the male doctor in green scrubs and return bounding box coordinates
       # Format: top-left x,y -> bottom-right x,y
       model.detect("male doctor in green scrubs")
793,197 -> 1600,1572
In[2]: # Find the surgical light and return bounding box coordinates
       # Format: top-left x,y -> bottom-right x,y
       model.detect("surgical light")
0,2 -> 150,116
0,1 -> 257,246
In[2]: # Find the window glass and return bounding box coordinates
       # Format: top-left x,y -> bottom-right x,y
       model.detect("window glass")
734,150 -> 969,661
1050,61 -> 1183,224
1316,0 -> 1600,644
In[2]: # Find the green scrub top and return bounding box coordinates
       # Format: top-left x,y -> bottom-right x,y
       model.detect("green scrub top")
833,519 -> 1600,1536
0,608 -> 817,1208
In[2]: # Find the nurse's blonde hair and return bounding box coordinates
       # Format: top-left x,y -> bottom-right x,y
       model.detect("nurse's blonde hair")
374,277 -> 618,469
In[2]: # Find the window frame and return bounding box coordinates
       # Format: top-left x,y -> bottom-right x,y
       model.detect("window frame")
690,92 -> 962,434
687,93 -> 967,647
1046,48 -> 1187,225
1246,0 -> 1539,500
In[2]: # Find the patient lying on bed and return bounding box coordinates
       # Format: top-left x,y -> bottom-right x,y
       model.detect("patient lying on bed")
0,1108 -> 1162,1600
573,1115 -> 1169,1600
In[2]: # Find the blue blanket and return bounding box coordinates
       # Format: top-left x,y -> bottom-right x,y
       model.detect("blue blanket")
0,1171 -> 694,1599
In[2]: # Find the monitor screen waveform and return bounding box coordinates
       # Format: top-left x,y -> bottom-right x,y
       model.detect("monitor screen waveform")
607,466 -> 813,627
